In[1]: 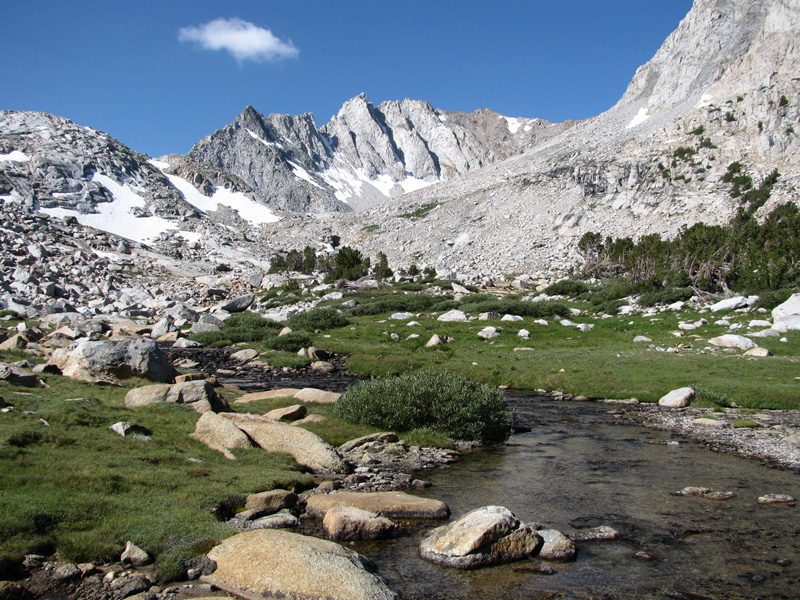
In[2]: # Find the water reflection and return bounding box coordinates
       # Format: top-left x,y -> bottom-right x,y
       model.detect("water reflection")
355,396 -> 800,599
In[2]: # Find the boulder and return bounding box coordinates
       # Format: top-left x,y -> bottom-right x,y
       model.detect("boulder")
710,296 -> 749,312
265,404 -> 307,421
708,334 -> 758,351
744,347 -> 772,357
658,387 -> 695,408
437,310 -> 468,322
245,489 -> 298,515
230,348 -> 258,363
235,388 -> 304,403
173,338 -> 202,348
425,334 -> 444,347
203,530 -> 397,600
477,327 -> 500,340
306,491 -> 449,520
120,541 -> 151,567
217,294 -> 254,313
537,529 -> 577,561
389,312 -> 414,320
220,413 -> 345,473
110,422 -> 151,437
249,510 -> 300,530
48,339 -> 177,383
310,361 -> 335,374
0,334 -> 28,351
419,506 -> 542,568
323,506 -> 396,541
294,388 -> 341,404
124,384 -> 171,407
500,314 -> 523,322
126,380 -> 230,413
772,293 -> 800,330
339,432 -> 400,453
191,411 -> 254,459
0,363 -> 38,387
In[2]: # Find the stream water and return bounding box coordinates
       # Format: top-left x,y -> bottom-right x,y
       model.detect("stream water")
347,394 -> 800,600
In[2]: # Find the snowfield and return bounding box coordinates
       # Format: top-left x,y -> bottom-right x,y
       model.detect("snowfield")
40,174 -> 177,243
152,161 -> 281,224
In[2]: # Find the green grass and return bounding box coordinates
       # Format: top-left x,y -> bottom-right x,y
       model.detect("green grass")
314,302 -> 800,409
0,375 -> 310,578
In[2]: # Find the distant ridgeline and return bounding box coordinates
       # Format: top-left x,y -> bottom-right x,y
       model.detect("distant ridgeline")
577,164 -> 800,294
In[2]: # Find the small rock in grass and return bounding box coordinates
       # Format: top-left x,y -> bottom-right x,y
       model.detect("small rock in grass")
758,494 -> 795,504
120,541 -> 151,566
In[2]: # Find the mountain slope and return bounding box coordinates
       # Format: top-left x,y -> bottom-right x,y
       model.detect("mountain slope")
318,0 -> 800,279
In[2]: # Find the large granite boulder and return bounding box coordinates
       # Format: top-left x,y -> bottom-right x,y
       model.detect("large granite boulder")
419,505 -> 542,568
190,411 -> 254,459
126,380 -> 230,413
708,334 -> 758,351
203,530 -> 397,600
658,387 -> 695,408
772,293 -> 800,330
220,413 -> 345,473
48,339 -> 177,383
306,491 -> 449,520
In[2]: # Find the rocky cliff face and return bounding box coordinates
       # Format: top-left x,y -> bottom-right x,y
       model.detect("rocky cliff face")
186,95 -> 573,212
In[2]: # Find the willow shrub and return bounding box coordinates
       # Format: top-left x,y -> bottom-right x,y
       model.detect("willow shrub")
333,369 -> 512,444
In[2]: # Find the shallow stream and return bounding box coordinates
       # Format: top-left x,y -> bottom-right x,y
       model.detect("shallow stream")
350,394 -> 800,600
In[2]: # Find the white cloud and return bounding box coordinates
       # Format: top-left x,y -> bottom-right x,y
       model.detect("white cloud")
179,18 -> 298,63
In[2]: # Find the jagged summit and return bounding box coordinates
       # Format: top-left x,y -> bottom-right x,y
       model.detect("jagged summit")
186,95 -> 573,212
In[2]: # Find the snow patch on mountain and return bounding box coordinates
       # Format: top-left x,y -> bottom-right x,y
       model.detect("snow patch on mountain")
40,173 -> 177,243
0,150 -> 30,162
151,161 -> 281,224
626,107 -> 651,128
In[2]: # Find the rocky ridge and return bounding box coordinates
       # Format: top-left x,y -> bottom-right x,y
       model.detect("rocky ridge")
186,95 -> 573,212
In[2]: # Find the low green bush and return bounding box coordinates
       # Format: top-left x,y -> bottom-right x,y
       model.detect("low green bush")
395,282 -> 425,291
349,294 -> 447,316
287,308 -> 351,331
265,332 -> 313,353
190,312 -> 281,345
544,279 -> 589,297
333,369 -> 512,443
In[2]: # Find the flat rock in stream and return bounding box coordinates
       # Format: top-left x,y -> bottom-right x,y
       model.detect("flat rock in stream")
203,529 -> 397,600
323,506 -> 397,541
306,491 -> 449,520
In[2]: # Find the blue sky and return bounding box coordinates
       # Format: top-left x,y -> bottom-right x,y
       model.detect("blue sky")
2,1 -> 694,157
